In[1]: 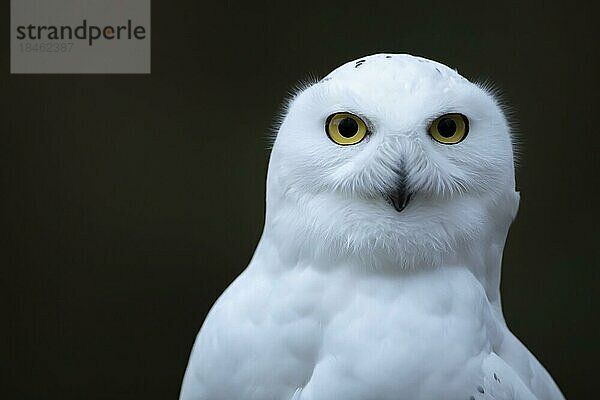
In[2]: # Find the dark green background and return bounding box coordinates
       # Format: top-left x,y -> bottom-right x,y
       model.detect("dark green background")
2,1 -> 598,399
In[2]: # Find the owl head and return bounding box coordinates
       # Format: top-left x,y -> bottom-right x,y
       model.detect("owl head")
265,54 -> 519,270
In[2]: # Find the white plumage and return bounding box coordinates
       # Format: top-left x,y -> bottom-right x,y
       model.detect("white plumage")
180,54 -> 564,400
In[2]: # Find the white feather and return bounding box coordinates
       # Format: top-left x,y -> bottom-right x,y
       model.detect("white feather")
180,54 -> 564,400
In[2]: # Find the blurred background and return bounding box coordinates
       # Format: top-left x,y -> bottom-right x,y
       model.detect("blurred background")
2,1 -> 598,398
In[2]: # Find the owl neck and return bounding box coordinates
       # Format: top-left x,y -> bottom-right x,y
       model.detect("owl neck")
260,170 -> 519,315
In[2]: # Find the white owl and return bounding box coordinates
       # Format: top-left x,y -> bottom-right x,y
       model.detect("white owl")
180,54 -> 565,400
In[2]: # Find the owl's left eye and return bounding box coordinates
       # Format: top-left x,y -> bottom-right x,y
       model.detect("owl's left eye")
428,113 -> 469,144
325,112 -> 368,145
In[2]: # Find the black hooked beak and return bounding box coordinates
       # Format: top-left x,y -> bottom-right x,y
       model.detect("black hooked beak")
383,185 -> 411,212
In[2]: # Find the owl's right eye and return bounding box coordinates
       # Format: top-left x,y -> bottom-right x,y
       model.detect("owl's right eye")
325,112 -> 368,145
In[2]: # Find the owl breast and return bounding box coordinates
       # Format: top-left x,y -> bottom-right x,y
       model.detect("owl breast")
185,252 -> 499,400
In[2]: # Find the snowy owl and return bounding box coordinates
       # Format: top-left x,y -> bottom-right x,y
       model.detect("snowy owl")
180,54 -> 564,400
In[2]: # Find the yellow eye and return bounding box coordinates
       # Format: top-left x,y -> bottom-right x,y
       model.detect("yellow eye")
428,113 -> 469,144
326,112 -> 368,145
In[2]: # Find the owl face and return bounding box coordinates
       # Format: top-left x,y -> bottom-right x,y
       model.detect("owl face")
267,54 -> 518,269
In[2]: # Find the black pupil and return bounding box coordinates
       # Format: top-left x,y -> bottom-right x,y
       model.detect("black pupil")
437,118 -> 457,138
338,117 -> 359,138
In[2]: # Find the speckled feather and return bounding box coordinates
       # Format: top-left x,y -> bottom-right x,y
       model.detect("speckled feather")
180,54 -> 564,400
